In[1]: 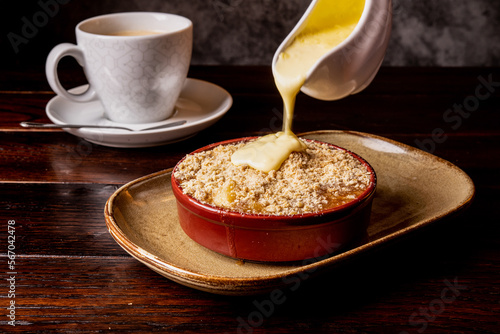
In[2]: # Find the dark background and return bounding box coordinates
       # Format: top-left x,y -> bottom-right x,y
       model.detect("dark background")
1,0 -> 499,73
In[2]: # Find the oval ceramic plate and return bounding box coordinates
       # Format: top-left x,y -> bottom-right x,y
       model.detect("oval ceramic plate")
104,131 -> 475,295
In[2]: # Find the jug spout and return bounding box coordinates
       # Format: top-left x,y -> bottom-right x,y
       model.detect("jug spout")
272,0 -> 392,101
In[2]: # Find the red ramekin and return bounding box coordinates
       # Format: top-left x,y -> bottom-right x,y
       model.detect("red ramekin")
171,137 -> 377,262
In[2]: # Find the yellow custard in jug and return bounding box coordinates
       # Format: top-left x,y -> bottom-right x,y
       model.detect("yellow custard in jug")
231,0 -> 365,172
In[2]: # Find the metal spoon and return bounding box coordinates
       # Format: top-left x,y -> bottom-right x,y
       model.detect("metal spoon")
20,120 -> 187,132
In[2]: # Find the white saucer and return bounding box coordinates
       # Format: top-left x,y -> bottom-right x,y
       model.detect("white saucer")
46,78 -> 232,148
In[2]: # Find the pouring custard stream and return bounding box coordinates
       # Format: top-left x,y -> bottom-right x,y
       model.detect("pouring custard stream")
231,0 -> 365,172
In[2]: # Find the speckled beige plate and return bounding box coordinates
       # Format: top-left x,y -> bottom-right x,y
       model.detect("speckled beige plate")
104,131 -> 475,295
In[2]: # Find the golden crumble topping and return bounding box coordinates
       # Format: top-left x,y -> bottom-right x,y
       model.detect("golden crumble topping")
173,139 -> 372,215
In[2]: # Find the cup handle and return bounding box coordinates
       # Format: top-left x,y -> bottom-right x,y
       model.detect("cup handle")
45,43 -> 97,103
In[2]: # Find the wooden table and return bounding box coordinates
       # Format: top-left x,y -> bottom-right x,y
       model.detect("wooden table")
1,66 -> 499,333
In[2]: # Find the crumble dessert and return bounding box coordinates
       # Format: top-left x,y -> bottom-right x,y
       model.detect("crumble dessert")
173,139 -> 372,215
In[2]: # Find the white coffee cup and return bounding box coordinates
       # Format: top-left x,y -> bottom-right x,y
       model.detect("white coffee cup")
46,12 -> 193,124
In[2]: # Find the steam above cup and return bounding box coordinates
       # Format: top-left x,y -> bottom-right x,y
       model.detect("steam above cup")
272,0 -> 392,101
46,12 -> 193,124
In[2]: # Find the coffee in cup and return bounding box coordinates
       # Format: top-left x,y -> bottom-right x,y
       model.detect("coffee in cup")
46,12 -> 193,124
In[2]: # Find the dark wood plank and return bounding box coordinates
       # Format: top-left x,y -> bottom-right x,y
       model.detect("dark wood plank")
1,131 -> 498,183
0,183 -> 124,257
0,93 -> 54,130
3,211 -> 498,333
1,69 -> 499,136
0,66 -> 499,333
0,169 -> 497,259
0,131 -> 189,184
